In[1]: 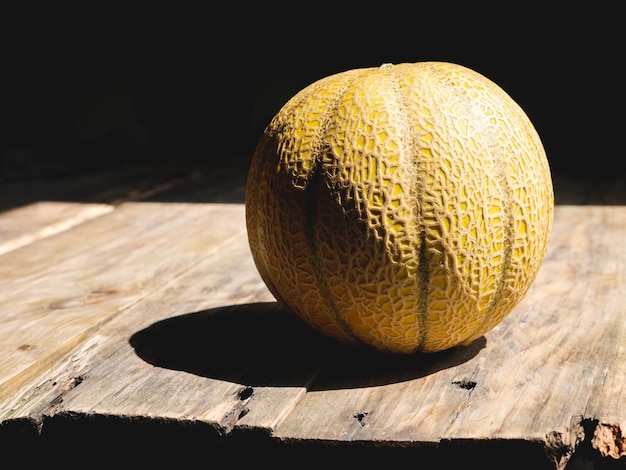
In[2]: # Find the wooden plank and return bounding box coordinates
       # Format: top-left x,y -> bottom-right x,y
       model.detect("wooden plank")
44,241 -> 304,432
0,202 -> 248,407
270,206 -> 626,467
0,221 -> 319,439
1,204 -> 624,468
0,201 -> 113,255
441,206 -> 625,443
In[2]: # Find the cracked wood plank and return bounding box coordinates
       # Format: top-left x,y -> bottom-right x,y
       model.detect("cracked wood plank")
271,206 -> 626,468
0,202 -> 624,468
0,203 -> 320,441
0,202 -> 248,407
34,237 -> 316,436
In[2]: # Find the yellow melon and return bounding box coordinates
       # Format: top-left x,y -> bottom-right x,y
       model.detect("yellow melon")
245,61 -> 553,354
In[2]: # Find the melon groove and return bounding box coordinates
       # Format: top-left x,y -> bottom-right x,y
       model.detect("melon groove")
304,162 -> 359,343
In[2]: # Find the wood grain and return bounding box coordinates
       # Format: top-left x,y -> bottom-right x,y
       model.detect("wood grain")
0,202 -> 247,405
0,201 -> 113,255
0,200 -> 624,468
272,206 -> 625,463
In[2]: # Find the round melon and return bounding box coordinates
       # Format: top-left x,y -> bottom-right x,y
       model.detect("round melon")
245,61 -> 553,354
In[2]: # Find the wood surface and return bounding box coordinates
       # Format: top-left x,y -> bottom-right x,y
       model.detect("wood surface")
0,201 -> 113,256
0,168 -> 624,468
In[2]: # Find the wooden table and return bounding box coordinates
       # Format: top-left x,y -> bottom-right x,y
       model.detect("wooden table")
1,163 -> 624,469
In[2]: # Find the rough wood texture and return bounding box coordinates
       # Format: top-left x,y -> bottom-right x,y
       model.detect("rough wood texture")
0,201 -> 113,255
0,168 -> 624,469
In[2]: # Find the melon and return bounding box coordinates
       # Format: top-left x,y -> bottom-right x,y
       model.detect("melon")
245,61 -> 553,354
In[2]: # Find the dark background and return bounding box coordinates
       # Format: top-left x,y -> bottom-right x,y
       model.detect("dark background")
2,6 -> 622,183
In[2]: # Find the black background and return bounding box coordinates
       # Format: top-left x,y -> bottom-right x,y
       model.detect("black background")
2,5 -> 622,181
